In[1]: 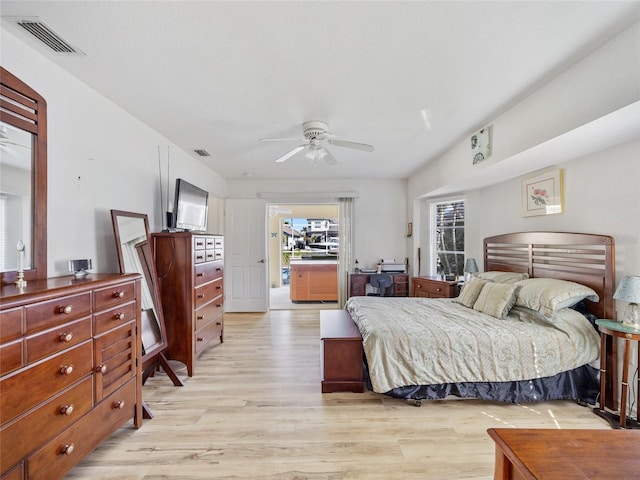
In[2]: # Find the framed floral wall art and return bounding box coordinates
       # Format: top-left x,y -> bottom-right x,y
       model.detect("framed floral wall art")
521,168 -> 564,217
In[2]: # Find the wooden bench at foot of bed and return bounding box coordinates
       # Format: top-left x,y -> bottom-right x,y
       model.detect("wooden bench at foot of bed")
320,310 -> 364,393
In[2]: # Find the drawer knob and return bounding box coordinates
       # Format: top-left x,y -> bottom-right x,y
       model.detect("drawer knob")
215,303 -> 222,307
197,336 -> 204,342
60,404 -> 75,416
113,291 -> 125,299
216,321 -> 222,326
197,272 -> 204,277
59,332 -> 73,343
96,363 -> 108,374
216,267 -> 222,272
197,315 -> 204,320
216,285 -> 222,290
59,305 -> 73,315
114,312 -> 125,321
60,444 -> 75,456
60,365 -> 74,375
197,294 -> 205,299
113,400 -> 125,410
436,288 -> 441,292
196,255 -> 204,260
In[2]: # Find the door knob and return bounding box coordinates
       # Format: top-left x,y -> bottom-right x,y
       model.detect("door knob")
258,259 -> 265,263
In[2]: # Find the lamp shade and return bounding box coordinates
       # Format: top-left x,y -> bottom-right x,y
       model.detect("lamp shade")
464,258 -> 479,274
613,276 -> 640,303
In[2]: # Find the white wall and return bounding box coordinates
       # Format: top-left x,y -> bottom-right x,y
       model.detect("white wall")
2,30 -> 227,277
227,178 -> 408,270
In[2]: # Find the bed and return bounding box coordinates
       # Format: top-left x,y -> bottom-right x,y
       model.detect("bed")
344,232 -> 616,405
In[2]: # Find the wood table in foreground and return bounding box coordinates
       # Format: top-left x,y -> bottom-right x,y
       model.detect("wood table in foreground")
487,428 -> 640,479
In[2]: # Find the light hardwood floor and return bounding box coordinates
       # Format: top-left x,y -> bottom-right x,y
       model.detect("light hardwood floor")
68,309 -> 610,479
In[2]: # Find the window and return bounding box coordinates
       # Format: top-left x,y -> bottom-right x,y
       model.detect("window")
429,199 -> 465,277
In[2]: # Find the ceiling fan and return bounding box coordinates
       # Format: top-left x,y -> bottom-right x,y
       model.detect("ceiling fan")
259,120 -> 374,165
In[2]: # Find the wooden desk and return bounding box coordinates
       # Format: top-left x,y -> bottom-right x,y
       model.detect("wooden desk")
488,428 -> 640,480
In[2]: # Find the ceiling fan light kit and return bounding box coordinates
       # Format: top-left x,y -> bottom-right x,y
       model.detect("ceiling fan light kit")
262,120 -> 374,165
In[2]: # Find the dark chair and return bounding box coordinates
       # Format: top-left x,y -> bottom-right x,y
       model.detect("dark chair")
368,273 -> 393,297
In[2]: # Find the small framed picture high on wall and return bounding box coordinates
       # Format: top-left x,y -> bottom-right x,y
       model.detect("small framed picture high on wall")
521,168 -> 564,217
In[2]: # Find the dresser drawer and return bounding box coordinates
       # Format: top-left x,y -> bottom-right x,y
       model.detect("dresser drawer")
0,339 -> 23,376
25,318 -> 92,364
27,378 -> 137,480
194,318 -> 222,357
25,293 -> 91,334
194,261 -> 223,287
412,277 -> 459,298
94,281 -> 136,311
195,298 -> 223,330
193,249 -> 207,264
194,278 -> 223,310
1,341 -> 93,425
0,308 -> 23,343
0,376 -> 93,474
94,322 -> 136,401
93,301 -> 136,335
194,236 -> 207,250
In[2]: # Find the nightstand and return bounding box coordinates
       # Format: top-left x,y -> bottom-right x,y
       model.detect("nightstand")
411,276 -> 461,298
594,319 -> 640,429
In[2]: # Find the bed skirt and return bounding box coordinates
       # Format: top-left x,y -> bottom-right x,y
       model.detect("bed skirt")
366,362 -> 600,405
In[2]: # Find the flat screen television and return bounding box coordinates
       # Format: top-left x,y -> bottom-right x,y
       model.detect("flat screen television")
172,178 -> 209,232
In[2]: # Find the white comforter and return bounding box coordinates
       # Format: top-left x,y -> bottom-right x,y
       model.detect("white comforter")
344,297 -> 600,393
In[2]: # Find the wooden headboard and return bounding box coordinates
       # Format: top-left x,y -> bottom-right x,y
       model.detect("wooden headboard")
484,232 -> 615,320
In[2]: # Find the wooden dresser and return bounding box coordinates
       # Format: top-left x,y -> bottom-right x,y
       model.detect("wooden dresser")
152,232 -> 224,377
411,276 -> 461,298
0,274 -> 142,480
348,273 -> 409,297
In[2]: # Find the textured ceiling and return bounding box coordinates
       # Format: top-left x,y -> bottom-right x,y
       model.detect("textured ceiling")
2,1 -> 638,180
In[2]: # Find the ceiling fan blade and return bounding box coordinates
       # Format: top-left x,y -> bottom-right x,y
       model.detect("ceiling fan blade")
274,145 -> 306,163
330,139 -> 374,152
323,148 -> 337,166
259,137 -> 303,142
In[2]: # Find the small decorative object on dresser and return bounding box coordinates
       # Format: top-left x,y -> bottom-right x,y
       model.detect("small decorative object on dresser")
152,232 -> 224,377
411,276 -> 461,298
0,274 -> 143,480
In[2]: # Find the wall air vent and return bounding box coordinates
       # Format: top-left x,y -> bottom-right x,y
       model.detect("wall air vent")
9,17 -> 85,55
194,149 -> 211,157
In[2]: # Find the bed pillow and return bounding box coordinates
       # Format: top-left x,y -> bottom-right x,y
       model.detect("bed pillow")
455,276 -> 489,308
473,282 -> 518,318
514,278 -> 599,318
475,271 -> 529,284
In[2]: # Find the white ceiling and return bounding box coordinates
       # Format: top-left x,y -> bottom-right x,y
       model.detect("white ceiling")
2,1 -> 639,181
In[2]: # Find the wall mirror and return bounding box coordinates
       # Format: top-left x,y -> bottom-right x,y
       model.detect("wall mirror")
111,210 -> 182,398
0,67 -> 47,284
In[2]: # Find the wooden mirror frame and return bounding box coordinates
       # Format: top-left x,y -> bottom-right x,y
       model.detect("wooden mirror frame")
111,210 -> 182,405
0,67 -> 47,284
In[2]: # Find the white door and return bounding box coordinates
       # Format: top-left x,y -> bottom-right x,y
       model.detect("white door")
225,199 -> 268,312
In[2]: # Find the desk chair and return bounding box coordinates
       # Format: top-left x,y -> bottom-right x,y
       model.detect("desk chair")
368,273 -> 393,296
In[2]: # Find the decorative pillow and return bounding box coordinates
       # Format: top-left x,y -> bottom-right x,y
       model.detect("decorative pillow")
473,282 -> 518,318
455,276 -> 489,308
514,278 -> 599,318
475,271 -> 529,284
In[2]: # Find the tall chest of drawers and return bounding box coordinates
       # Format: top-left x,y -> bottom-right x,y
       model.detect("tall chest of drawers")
152,232 -> 224,377
0,274 -> 143,480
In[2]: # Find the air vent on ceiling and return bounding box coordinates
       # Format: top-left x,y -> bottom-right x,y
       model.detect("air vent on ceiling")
9,17 -> 85,55
194,149 -> 211,157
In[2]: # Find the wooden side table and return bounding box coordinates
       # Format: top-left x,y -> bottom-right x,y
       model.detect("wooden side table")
487,428 -> 640,479
594,319 -> 640,429
411,276 -> 461,298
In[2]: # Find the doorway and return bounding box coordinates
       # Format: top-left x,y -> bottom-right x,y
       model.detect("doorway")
267,204 -> 340,310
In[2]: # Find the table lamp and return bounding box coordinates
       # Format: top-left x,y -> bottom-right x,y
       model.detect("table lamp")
613,275 -> 640,328
464,258 -> 479,281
